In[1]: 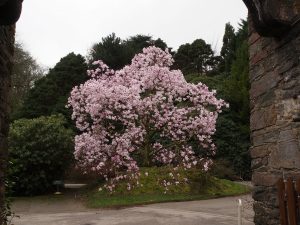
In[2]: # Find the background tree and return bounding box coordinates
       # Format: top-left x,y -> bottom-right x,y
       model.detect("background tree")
16,53 -> 87,127
220,23 -> 236,74
88,33 -> 130,70
217,20 -> 250,178
183,20 -> 251,179
10,42 -> 44,118
153,38 -> 168,51
126,34 -> 169,53
126,34 -> 153,52
190,39 -> 214,75
224,20 -> 249,124
174,39 -> 217,75
89,33 -> 169,70
174,43 -> 192,73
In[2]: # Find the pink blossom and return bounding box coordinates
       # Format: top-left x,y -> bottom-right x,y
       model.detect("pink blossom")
68,46 -> 227,191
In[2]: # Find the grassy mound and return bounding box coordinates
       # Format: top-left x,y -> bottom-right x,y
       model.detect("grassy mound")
87,167 -> 250,208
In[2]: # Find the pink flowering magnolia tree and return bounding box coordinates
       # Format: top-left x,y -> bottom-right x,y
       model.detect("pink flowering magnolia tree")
68,46 -> 227,191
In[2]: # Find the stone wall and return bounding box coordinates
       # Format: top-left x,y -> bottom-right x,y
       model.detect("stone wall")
0,2 -> 22,224
249,16 -> 300,225
0,25 -> 15,225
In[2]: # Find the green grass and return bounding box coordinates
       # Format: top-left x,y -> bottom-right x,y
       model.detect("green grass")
86,167 -> 250,208
10,167 -> 250,208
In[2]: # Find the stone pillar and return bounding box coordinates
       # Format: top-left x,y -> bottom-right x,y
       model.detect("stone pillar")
0,1 -> 22,224
0,24 -> 15,225
248,10 -> 300,225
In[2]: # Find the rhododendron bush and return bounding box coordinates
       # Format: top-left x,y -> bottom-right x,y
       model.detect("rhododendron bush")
68,47 -> 227,191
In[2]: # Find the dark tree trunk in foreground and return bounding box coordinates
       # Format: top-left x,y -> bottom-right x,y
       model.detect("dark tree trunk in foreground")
0,24 -> 15,225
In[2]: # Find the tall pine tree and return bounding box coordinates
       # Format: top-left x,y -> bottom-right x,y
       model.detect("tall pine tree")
220,23 -> 236,74
220,20 -> 251,178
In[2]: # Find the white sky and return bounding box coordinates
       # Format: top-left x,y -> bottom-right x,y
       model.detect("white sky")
16,0 -> 247,68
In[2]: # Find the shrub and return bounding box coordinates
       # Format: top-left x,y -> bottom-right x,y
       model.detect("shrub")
210,159 -> 239,181
8,114 -> 74,196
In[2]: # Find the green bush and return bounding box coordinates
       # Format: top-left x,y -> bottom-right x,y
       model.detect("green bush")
210,159 -> 239,181
8,114 -> 74,196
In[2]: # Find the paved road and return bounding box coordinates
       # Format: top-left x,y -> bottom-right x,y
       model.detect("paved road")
11,195 -> 254,225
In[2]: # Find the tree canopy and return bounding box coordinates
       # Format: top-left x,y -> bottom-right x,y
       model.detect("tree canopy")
174,39 -> 218,75
89,33 -> 169,70
16,53 -> 87,124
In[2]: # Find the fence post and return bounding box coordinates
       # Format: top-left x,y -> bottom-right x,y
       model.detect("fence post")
296,179 -> 300,222
286,178 -> 297,225
277,178 -> 288,225
238,198 -> 242,225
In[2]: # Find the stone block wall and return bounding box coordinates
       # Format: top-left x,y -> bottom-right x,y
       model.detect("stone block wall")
0,25 -> 15,224
249,18 -> 300,225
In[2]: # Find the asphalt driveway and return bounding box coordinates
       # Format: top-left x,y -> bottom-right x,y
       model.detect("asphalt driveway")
11,194 -> 254,225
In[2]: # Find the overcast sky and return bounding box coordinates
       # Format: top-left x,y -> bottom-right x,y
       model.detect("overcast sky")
16,0 -> 247,68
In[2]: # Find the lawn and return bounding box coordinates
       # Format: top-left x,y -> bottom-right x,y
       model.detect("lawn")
10,167 -> 250,209
86,167 -> 250,208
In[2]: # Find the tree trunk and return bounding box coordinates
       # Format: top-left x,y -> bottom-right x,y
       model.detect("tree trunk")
0,25 -> 15,225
